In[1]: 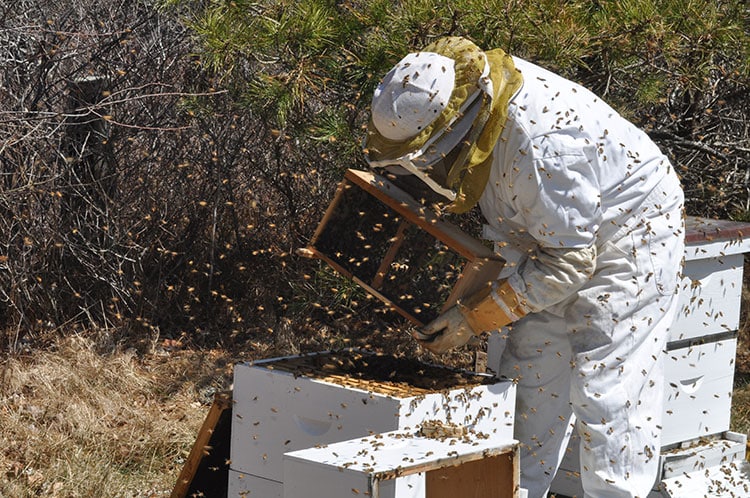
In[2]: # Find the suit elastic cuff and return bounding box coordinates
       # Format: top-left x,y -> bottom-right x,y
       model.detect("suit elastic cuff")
457,280 -> 525,334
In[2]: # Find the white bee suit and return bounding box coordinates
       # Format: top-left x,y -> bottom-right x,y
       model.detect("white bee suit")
480,58 -> 685,498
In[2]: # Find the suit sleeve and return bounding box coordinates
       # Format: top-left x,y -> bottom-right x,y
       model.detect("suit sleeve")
504,135 -> 602,313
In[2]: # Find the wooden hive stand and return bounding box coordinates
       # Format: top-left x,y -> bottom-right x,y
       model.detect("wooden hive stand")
171,391 -> 232,498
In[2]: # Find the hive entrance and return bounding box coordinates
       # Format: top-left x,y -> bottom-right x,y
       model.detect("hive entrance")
263,351 -> 494,396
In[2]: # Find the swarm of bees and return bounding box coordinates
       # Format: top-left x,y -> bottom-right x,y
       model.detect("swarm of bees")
418,419 -> 467,439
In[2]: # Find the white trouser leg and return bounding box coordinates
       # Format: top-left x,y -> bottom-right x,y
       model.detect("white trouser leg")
568,197 -> 684,498
497,311 -> 575,498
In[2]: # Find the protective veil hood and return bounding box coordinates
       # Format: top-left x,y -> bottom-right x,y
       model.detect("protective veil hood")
364,37 -> 523,213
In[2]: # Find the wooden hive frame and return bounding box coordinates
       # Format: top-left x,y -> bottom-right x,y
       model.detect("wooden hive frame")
305,169 -> 504,326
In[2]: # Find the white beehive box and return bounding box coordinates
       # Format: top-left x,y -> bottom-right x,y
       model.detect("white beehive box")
671,217 -> 750,342
661,337 -> 737,445
659,431 -> 747,479
656,432 -> 749,497
229,350 -> 516,486
282,429 -> 520,498
657,459 -> 750,497
661,217 -> 749,445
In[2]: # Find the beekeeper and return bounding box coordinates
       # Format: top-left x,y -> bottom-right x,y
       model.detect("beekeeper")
363,37 -> 685,498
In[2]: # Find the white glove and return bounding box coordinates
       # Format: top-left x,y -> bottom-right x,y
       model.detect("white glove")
413,280 -> 527,355
413,306 -> 474,354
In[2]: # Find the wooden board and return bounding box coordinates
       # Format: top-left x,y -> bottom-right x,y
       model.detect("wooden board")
685,216 -> 750,244
345,169 -> 494,259
426,452 -> 518,498
171,391 -> 232,498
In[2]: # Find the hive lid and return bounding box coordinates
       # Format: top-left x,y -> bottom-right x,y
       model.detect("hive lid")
283,428 -> 518,479
684,216 -> 750,258
685,216 -> 750,244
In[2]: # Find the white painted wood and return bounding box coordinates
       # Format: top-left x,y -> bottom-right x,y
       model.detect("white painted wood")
656,459 -> 750,497
230,352 -> 516,483
662,338 -> 737,445
282,430 -> 518,498
671,253 -> 745,341
283,454 -> 416,498
660,432 -> 747,479
227,468 -> 282,498
684,236 -> 750,260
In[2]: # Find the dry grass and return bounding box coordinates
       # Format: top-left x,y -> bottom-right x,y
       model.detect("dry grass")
732,376 -> 750,436
732,290 -> 750,437
0,332 -> 234,497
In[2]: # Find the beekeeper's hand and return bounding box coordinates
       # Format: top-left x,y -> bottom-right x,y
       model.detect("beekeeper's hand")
414,306 -> 474,354
414,280 -> 527,354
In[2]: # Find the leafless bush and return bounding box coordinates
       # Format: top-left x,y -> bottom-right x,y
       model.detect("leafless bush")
2,0 -> 747,353
0,0 -> 341,350
0,0 -> 182,345
655,74 -> 750,217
